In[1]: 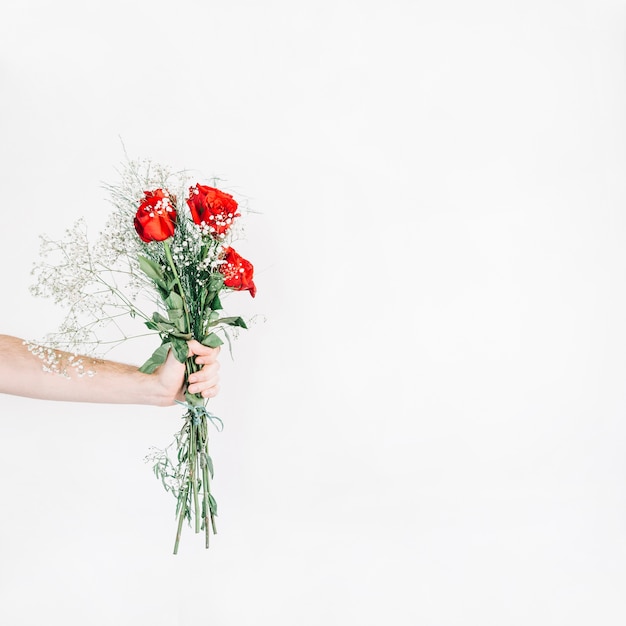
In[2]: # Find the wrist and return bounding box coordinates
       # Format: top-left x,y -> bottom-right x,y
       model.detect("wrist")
136,369 -> 174,407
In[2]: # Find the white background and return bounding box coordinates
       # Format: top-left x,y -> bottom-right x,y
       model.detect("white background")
1,0 -> 626,624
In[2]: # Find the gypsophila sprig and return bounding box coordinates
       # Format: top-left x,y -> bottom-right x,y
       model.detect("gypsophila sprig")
30,155 -> 257,553
29,217 -> 156,371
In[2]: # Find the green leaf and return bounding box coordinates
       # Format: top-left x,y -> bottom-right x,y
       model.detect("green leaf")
201,333 -> 224,348
166,291 -> 184,311
206,454 -> 214,479
222,328 -> 235,359
144,319 -> 160,332
171,336 -> 189,363
144,313 -> 177,334
210,293 -> 222,310
167,308 -> 184,323
213,316 -> 248,329
208,274 -> 224,292
167,308 -> 186,333
139,341 -> 171,374
145,312 -> 192,339
208,493 -> 218,515
152,311 -> 170,324
138,256 -> 167,289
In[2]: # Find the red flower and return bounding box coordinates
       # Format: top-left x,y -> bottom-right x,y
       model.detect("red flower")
134,189 -> 177,243
187,184 -> 240,237
219,247 -> 256,297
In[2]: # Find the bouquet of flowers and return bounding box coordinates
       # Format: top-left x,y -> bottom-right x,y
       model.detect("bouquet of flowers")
29,158 -> 256,553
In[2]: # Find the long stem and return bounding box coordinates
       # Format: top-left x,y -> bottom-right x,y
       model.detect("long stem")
191,424 -> 200,534
203,447 -> 217,536
92,273 -> 153,322
202,463 -> 210,548
173,480 -> 190,555
163,239 -> 192,334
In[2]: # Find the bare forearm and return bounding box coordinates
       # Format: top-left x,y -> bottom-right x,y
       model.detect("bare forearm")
0,335 -> 169,405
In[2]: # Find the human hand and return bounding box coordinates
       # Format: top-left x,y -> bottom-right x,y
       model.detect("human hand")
185,340 -> 221,400
153,339 -> 221,406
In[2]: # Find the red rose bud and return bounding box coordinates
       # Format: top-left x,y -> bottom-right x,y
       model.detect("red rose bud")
219,247 -> 256,297
134,189 -> 177,243
187,184 -> 240,237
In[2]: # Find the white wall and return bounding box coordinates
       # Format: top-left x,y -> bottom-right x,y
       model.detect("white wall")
1,1 -> 626,624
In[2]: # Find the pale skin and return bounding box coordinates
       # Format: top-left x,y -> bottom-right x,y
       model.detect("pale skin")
0,334 -> 220,407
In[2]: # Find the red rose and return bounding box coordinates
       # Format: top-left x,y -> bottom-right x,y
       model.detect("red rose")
219,247 -> 256,297
134,189 -> 177,243
187,184 -> 240,237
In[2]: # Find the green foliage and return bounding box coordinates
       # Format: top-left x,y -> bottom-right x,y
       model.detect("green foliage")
170,336 -> 189,363
201,333 -> 224,348
138,255 -> 167,291
144,312 -> 192,339
210,292 -> 222,310
207,273 -> 224,292
208,493 -> 218,516
210,316 -> 248,329
139,341 -> 171,374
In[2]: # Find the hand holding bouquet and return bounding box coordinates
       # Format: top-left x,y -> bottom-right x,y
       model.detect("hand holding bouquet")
30,158 -> 257,553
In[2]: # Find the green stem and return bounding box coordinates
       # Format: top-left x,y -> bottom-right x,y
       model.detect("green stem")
163,239 -> 192,335
173,481 -> 190,555
203,446 -> 217,536
93,273 -> 153,323
191,424 -> 200,534
202,463 -> 210,549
